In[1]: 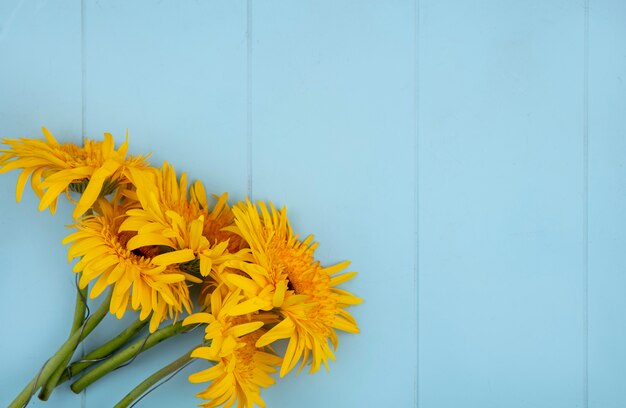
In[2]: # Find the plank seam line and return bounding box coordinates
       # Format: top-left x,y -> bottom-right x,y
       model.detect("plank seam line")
246,0 -> 253,200
80,0 -> 87,407
582,0 -> 589,407
414,0 -> 420,407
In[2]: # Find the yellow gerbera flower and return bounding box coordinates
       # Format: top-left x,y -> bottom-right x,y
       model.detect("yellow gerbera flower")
183,285 -> 281,408
0,127 -> 150,217
191,331 -> 282,408
222,200 -> 362,377
63,196 -> 195,332
119,161 -> 245,278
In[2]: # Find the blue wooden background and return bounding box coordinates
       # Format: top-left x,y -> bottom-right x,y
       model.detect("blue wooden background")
0,1 -> 624,407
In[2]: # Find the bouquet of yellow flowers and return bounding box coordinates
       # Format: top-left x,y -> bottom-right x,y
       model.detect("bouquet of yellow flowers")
1,128 -> 362,408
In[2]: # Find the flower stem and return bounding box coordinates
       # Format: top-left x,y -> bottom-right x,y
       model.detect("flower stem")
114,345 -> 197,408
70,285 -> 90,333
57,316 -> 149,385
8,290 -> 112,408
70,320 -> 187,394
38,283 -> 89,400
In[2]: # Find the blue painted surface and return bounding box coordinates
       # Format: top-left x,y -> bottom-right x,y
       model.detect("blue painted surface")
0,1 -> 625,408
419,1 -> 585,407
588,1 -> 626,407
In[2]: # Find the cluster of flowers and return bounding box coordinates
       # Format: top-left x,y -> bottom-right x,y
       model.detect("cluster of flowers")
1,128 -> 361,408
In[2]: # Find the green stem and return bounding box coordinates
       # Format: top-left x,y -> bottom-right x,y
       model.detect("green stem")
70,285 -> 90,333
8,290 -> 112,408
114,345 -> 197,408
57,316 -> 149,385
70,320 -> 187,394
38,283 -> 89,400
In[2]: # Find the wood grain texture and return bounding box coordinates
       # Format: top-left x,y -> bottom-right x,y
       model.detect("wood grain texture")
0,0 -> 82,407
1,1 -> 626,407
419,1 -> 585,407
588,1 -> 626,407
251,1 -> 417,407
80,1 -> 247,407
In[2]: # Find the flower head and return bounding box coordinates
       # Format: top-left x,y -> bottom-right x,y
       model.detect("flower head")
0,127 -> 150,217
119,162 -> 245,278
63,195 -> 195,332
222,200 -> 362,377
184,285 -> 281,408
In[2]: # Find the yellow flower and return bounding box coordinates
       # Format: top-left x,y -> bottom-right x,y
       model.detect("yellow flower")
221,200 -> 362,377
184,285 -> 281,408
191,332 -> 281,408
63,195 -> 194,332
119,161 -> 245,278
0,127 -> 150,217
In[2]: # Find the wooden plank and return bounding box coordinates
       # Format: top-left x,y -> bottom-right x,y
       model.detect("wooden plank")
587,1 -> 626,407
251,1 -> 417,406
0,0 -> 82,406
419,1 -> 585,406
83,0 -> 248,200
81,1 -> 247,406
